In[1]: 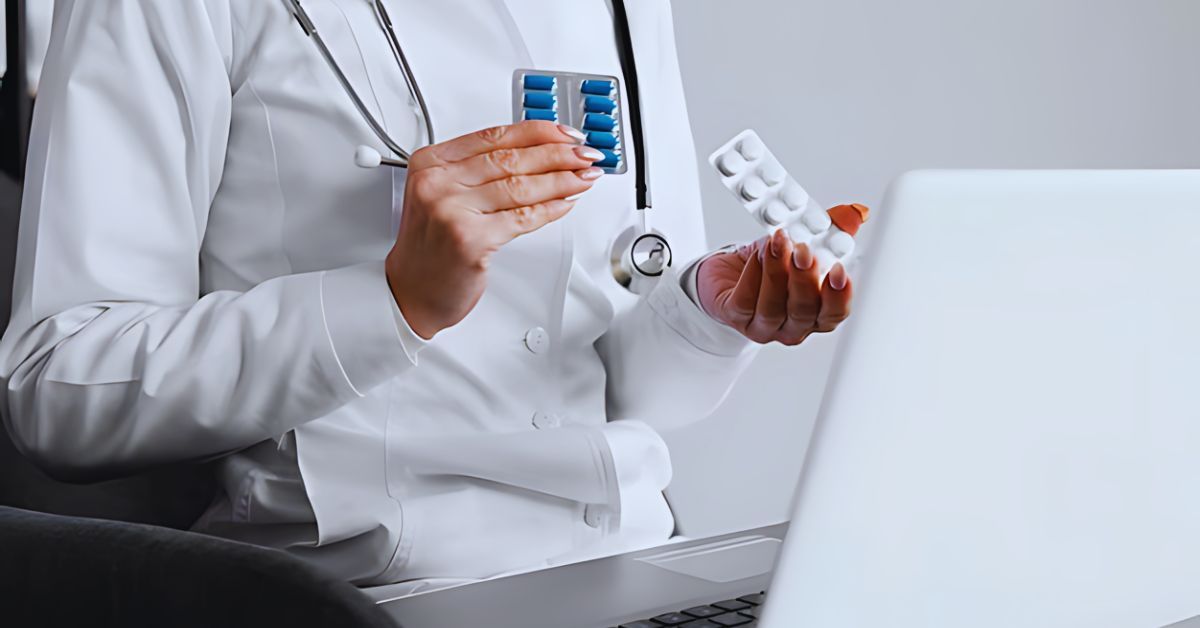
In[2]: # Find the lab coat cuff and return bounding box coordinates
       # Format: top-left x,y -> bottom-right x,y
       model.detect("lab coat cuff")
649,261 -> 754,358
388,287 -> 430,363
320,261 -> 420,397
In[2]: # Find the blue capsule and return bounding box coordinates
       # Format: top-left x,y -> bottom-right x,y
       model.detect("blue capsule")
523,92 -> 557,110
580,79 -> 614,96
524,109 -> 557,122
523,74 -> 556,91
582,114 -> 616,132
593,149 -> 621,169
583,96 -> 616,114
586,131 -> 619,150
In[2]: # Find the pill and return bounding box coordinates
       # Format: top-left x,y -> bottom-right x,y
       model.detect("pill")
523,74 -> 556,91
786,223 -> 814,245
738,136 -> 765,161
782,184 -> 809,210
761,162 -> 787,186
827,203 -> 870,237
594,149 -> 621,169
761,200 -> 791,226
717,151 -> 748,176
583,114 -> 617,132
800,207 -> 832,234
584,96 -> 617,114
740,176 -> 768,201
581,79 -> 614,96
586,131 -> 619,149
523,92 -> 556,109
813,248 -> 839,274
827,230 -> 856,258
524,109 -> 557,122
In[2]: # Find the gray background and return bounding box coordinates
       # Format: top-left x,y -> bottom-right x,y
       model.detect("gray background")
0,0 -> 1198,535
665,0 -> 1200,537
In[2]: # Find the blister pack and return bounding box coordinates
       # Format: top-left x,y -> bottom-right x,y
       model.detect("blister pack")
512,69 -> 628,174
707,129 -> 867,277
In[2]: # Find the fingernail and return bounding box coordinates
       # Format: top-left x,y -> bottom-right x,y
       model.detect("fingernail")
577,167 -> 604,181
770,233 -> 782,258
793,243 -> 814,270
559,124 -> 586,143
565,192 -> 585,202
575,146 -> 604,161
830,263 -> 848,290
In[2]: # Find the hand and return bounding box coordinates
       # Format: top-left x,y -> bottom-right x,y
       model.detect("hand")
386,121 -> 605,339
697,228 -> 854,346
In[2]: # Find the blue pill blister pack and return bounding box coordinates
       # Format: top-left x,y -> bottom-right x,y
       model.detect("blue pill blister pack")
512,69 -> 628,175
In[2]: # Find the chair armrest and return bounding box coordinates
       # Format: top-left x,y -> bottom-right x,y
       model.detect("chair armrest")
0,506 -> 401,628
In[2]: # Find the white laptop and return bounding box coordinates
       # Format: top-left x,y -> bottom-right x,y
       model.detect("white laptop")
379,170 -> 1200,628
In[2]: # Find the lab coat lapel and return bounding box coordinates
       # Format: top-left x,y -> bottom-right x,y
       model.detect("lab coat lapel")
313,0 -> 415,146
381,0 -> 527,141
384,0 -> 574,411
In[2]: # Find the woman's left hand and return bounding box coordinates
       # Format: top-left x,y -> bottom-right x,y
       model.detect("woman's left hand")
697,228 -> 853,346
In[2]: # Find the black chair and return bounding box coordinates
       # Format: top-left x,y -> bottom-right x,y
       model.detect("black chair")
0,3 -> 399,625
0,506 -> 400,628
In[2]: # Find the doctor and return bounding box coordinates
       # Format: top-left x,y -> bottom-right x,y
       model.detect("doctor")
0,0 -> 855,586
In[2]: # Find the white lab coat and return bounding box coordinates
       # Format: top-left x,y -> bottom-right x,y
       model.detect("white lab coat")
0,0 -> 758,585
25,0 -> 55,95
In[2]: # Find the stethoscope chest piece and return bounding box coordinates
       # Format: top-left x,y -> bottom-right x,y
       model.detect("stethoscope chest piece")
610,226 -> 673,295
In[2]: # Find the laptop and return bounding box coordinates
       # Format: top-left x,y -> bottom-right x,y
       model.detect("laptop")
374,170 -> 1200,628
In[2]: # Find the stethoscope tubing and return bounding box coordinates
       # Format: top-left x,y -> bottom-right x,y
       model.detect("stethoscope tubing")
287,0 -> 667,289
286,0 -> 434,167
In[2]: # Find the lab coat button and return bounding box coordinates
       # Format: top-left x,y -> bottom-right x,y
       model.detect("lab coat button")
524,327 -> 550,354
583,505 -> 604,528
532,411 -> 561,430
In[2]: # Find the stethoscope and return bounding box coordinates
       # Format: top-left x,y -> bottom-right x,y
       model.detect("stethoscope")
285,0 -> 673,293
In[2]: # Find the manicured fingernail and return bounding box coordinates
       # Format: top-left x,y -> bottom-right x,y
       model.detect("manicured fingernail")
577,167 -> 604,181
575,146 -> 604,161
793,243 -> 814,270
559,124 -> 586,143
830,263 -> 848,290
769,230 -> 784,258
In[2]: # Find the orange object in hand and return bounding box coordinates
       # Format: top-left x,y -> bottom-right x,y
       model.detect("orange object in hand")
828,203 -> 870,237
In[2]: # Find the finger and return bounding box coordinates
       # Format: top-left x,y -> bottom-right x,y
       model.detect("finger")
721,237 -> 767,332
452,144 -> 604,186
778,242 -> 822,344
746,230 -> 792,341
415,120 -> 585,167
815,263 -> 853,333
488,198 -> 578,244
465,168 -> 603,213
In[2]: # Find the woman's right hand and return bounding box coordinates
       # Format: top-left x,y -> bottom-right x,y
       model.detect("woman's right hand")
385,121 -> 605,339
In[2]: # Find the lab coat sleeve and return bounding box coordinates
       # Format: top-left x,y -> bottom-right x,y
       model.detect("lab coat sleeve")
0,0 -> 418,481
594,1 -> 758,432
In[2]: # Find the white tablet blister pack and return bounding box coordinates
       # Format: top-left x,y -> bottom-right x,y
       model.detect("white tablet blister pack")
707,129 -> 868,278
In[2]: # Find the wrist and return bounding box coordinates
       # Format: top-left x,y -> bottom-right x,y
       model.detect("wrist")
692,245 -> 738,321
384,257 -> 438,341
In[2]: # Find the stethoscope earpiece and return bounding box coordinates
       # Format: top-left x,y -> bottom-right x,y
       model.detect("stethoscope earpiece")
354,145 -> 405,169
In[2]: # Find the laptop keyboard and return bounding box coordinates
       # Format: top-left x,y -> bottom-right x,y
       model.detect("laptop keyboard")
611,592 -> 765,627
